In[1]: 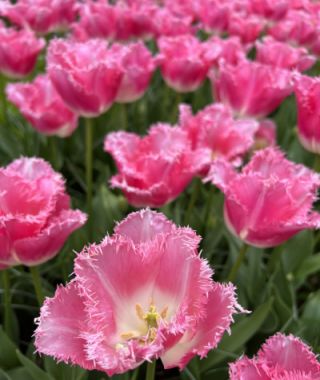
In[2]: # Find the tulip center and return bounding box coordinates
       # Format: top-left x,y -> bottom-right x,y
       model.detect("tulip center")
119,301 -> 168,344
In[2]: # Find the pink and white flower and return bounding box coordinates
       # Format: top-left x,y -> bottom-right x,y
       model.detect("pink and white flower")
0,158 -> 86,269
157,35 -> 215,93
35,209 -> 241,375
47,39 -> 123,117
206,147 -> 320,248
230,333 -> 320,379
210,59 -> 293,118
104,124 -> 206,207
109,42 -> 156,103
0,0 -> 77,34
294,75 -> 320,154
256,36 -> 316,71
0,22 -> 45,79
179,103 -> 258,172
6,75 -> 78,137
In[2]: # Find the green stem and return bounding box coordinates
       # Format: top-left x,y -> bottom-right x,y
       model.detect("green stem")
226,244 -> 249,282
131,367 -> 139,380
0,74 -> 8,125
171,91 -> 182,123
48,136 -> 58,169
30,266 -> 45,306
201,188 -> 215,238
120,103 -> 128,131
2,270 -> 12,337
85,118 -> 93,240
184,179 -> 201,226
313,155 -> 320,172
145,361 -> 156,380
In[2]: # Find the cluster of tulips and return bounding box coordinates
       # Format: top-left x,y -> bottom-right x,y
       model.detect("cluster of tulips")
1,0 -> 320,379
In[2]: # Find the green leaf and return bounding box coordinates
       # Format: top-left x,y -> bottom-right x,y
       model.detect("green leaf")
16,350 -> 53,380
0,369 -> 11,380
0,326 -> 20,370
7,368 -> 33,380
200,298 -> 274,373
294,253 -> 320,280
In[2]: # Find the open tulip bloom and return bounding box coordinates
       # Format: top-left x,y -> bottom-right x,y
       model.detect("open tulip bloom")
47,38 -> 123,117
6,75 -> 78,137
0,157 -> 87,269
229,333 -> 320,379
104,123 -> 207,207
35,209 -> 242,375
206,147 -> 320,248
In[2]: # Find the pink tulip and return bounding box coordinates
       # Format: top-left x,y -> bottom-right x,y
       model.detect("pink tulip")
113,2 -> 157,41
157,35 -> 213,93
109,42 -> 156,103
179,103 -> 258,172
47,39 -> 123,117
0,22 -> 45,79
0,0 -> 77,34
0,158 -> 86,269
153,8 -> 194,37
104,124 -> 206,207
6,75 -> 78,137
35,209 -> 242,375
206,147 -> 320,248
294,75 -> 320,154
230,333 -> 320,379
268,10 -> 318,50
227,11 -> 265,44
198,0 -> 231,34
71,2 -> 116,41
254,119 -> 277,149
256,37 -> 316,71
250,0 -> 289,20
204,36 -> 247,67
210,59 -> 293,118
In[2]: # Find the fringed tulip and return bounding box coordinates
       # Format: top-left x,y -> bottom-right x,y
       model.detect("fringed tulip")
179,103 -> 258,172
198,0 -> 231,34
6,75 -> 78,137
47,39 -> 123,117
256,37 -> 316,71
210,60 -> 293,118
0,0 -> 77,34
268,10 -> 318,50
71,2 -> 116,41
254,119 -> 277,149
104,124 -> 206,207
206,147 -> 320,248
230,333 -> 320,379
0,158 -> 86,269
227,11 -> 265,44
250,0 -> 289,20
157,35 -> 214,93
204,36 -> 247,67
294,75 -> 320,154
109,42 -> 156,103
153,8 -> 194,37
0,22 -> 45,79
35,209 -> 242,375
113,2 -> 157,41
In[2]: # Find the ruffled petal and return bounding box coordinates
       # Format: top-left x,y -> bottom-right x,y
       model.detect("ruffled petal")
34,281 -> 95,370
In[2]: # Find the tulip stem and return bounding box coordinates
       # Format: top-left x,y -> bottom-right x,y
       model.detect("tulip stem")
184,179 -> 201,226
48,136 -> 58,169
30,266 -> 45,306
85,118 -> 93,240
313,155 -> 320,172
145,361 -> 156,380
0,74 -> 7,126
121,103 -> 128,131
1,270 -> 12,337
227,244 -> 249,282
